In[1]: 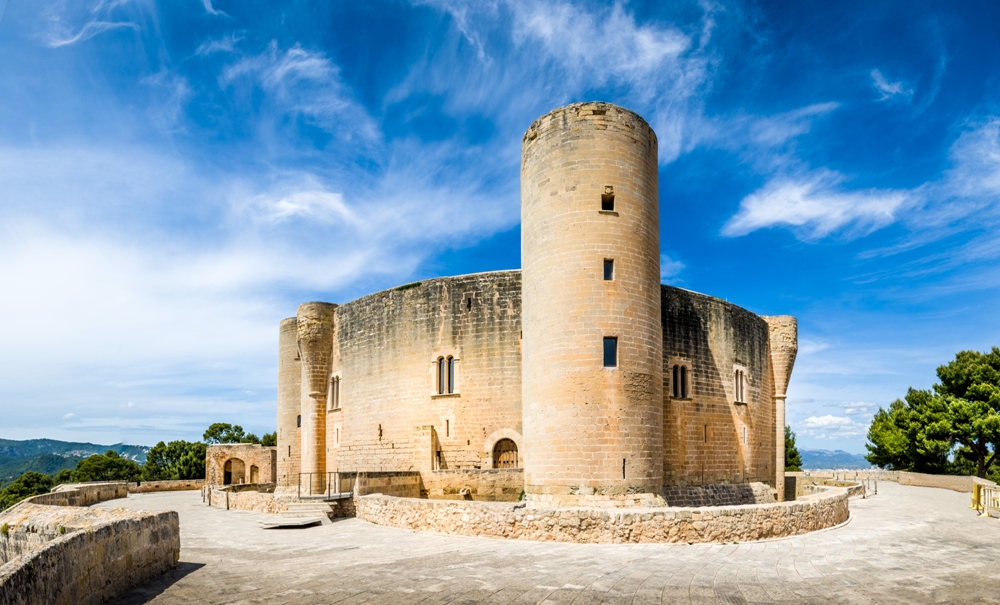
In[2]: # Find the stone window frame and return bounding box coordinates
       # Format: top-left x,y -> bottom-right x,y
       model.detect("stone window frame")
667,358 -> 693,399
327,373 -> 341,412
733,364 -> 749,405
430,349 -> 461,398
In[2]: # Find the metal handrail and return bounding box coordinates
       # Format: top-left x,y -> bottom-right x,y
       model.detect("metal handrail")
297,471 -> 355,500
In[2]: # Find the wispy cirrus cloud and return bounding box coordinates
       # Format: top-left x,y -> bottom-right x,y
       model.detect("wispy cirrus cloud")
46,19 -> 138,47
870,68 -> 914,102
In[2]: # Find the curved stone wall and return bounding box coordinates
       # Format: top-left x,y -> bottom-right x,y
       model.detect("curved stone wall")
0,483 -> 179,605
305,271 -> 524,475
661,286 -> 777,495
355,487 -> 849,544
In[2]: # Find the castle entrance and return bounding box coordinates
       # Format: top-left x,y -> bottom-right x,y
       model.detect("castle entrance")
493,439 -> 518,468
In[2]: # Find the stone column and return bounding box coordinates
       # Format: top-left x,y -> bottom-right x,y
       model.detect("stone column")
764,316 -> 797,501
297,302 -> 337,495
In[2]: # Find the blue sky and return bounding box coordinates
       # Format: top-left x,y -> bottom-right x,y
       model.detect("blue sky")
1,0 -> 998,454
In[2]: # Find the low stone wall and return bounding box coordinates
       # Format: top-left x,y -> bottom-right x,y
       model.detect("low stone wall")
897,472 -> 974,492
356,472 -> 422,499
205,487 -> 290,514
423,469 -> 522,501
355,486 -> 849,544
0,497 -> 179,605
29,482 -> 128,507
662,482 -> 775,507
785,475 -> 866,500
129,479 -> 204,493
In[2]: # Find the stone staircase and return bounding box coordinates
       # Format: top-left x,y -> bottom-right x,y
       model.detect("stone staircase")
262,501 -> 334,529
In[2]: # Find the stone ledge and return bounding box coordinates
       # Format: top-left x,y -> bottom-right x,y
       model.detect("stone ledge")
355,487 -> 850,544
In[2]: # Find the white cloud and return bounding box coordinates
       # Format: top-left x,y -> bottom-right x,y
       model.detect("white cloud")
201,0 -> 226,17
799,414 -> 868,439
62,413 -> 77,420
660,254 -> 685,283
722,169 -> 911,239
46,19 -> 138,47
870,69 -> 914,102
195,32 -> 243,56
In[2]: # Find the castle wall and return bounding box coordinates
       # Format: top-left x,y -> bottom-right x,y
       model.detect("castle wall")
521,102 -> 663,502
661,286 -> 776,492
325,271 -> 523,475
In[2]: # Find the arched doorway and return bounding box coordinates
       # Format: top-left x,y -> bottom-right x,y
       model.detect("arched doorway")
492,439 -> 519,469
250,465 -> 259,484
223,458 -> 246,485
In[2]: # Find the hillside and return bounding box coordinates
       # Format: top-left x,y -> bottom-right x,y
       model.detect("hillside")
0,438 -> 150,482
800,449 -> 871,470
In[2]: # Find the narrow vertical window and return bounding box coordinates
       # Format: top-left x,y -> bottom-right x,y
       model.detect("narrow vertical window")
446,419 -> 450,437
336,428 -> 340,445
743,426 -> 748,445
704,424 -> 708,443
601,185 -> 615,211
680,366 -> 688,398
437,357 -> 446,395
296,415 -> 301,428
603,337 -> 618,367
672,365 -> 679,397
603,259 -> 614,280
447,356 -> 456,394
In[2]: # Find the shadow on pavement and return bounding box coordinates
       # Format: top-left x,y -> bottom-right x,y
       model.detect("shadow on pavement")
109,561 -> 205,605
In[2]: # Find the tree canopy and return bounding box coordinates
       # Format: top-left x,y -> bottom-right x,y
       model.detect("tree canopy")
866,348 -> 1000,478
784,425 -> 802,472
73,450 -> 142,483
142,440 -> 207,481
203,423 -> 261,445
0,472 -> 54,510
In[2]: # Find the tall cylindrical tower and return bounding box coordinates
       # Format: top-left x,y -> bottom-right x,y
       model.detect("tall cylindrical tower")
276,317 -> 301,493
521,102 -> 663,505
297,302 -> 337,494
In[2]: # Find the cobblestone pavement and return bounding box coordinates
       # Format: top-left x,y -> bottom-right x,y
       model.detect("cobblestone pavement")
98,482 -> 1000,605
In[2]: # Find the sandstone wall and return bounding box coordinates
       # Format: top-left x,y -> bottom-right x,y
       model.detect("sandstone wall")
521,101 -> 664,501
355,472 -> 422,498
205,487 -> 291,515
355,487 -> 848,544
661,287 -> 776,490
206,444 -> 277,486
662,482 -> 775,507
128,479 -> 204,493
277,317 -> 302,491
423,469 -> 523,501
328,271 -> 523,474
29,482 -> 128,506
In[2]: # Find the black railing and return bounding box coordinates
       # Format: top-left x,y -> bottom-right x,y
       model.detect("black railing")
297,471 -> 355,500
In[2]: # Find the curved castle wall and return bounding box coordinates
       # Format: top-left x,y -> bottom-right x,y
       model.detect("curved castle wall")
276,317 -> 301,491
521,102 -> 663,503
661,288 -> 776,500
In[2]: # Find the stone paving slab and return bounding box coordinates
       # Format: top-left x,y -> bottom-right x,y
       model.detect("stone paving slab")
96,482 -> 1000,605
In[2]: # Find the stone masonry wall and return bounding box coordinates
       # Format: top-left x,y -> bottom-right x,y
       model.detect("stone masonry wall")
662,482 -> 775,507
128,479 -> 204,493
661,286 -> 776,490
327,271 -> 523,474
423,469 -> 523,501
28,482 -> 128,507
355,486 -> 849,544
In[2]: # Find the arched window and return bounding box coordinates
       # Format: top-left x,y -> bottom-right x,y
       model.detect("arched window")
447,356 -> 455,393
680,366 -> 688,398
672,365 -> 680,397
669,360 -> 692,399
296,415 -> 301,428
437,357 -> 446,395
493,438 -> 519,468
327,375 -> 340,411
734,368 -> 747,404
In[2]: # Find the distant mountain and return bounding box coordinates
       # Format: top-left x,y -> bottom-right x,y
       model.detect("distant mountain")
0,438 -> 151,482
800,449 -> 871,470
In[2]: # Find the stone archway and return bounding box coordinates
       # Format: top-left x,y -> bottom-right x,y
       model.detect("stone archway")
493,439 -> 519,468
224,458 -> 246,485
250,465 -> 259,484
483,428 -> 523,469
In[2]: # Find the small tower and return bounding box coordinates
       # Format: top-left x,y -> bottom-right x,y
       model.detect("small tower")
521,102 -> 664,505
764,315 -> 798,501
276,317 -> 301,492
297,302 -> 337,495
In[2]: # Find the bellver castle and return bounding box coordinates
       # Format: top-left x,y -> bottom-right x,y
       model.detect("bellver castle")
274,102 -> 799,508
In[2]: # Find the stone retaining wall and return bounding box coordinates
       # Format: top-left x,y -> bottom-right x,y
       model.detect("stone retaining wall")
662,482 -> 775,507
205,487 -> 291,515
356,472 -> 422,499
423,469 -> 522,501
128,479 -> 204,493
0,490 -> 179,605
355,486 -> 849,544
29,482 -> 128,506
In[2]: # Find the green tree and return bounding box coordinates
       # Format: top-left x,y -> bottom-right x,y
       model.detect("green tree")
784,425 -> 802,471
866,348 -> 1000,478
203,423 -> 260,444
931,348 -> 1000,477
0,472 -> 54,510
52,469 -> 75,485
142,441 -> 207,481
261,432 -> 277,447
73,450 -> 141,483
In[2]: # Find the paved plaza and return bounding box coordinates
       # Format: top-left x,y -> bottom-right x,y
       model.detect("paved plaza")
97,482 -> 1000,605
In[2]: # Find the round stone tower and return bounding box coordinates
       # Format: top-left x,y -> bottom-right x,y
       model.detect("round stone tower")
297,302 -> 337,494
521,102 -> 663,505
276,317 -> 301,492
